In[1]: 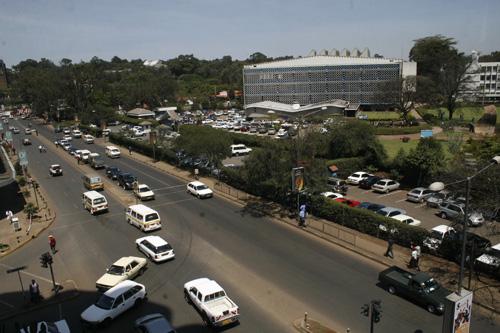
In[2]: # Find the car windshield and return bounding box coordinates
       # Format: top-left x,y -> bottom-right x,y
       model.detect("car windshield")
140,187 -> 150,192
107,265 -> 124,275
145,213 -> 159,222
429,230 -> 444,239
156,244 -> 173,253
95,294 -> 114,310
196,185 -> 208,190
376,210 -> 387,216
94,198 -> 105,204
486,247 -> 500,257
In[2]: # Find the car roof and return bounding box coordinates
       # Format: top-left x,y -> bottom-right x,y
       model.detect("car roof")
379,206 -> 402,212
492,243 -> 500,251
105,280 -> 144,298
137,236 -> 168,247
83,191 -> 105,200
114,256 -> 144,266
50,164 -> 60,168
189,181 -> 206,187
135,313 -> 174,332
410,187 -> 427,192
392,214 -> 417,222
432,225 -> 454,233
189,278 -> 223,295
129,204 -> 157,215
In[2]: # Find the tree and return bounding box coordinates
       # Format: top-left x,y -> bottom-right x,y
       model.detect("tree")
23,203 -> 39,220
403,138 -> 446,186
247,52 -> 269,64
379,76 -> 417,123
175,125 -> 231,166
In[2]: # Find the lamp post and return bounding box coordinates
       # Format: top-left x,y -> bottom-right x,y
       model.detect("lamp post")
429,155 -> 500,295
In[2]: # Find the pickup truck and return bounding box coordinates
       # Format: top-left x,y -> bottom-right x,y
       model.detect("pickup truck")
378,266 -> 451,314
184,278 -> 239,327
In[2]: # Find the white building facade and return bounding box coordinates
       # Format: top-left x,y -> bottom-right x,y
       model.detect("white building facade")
243,51 -> 417,108
462,51 -> 500,103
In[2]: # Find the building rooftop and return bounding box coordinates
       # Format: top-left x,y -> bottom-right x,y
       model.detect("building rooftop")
245,100 -> 349,113
244,55 -> 408,69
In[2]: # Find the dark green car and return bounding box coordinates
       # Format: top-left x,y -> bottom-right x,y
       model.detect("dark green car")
378,266 -> 452,314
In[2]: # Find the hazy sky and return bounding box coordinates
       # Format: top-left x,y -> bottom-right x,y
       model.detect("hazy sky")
1,0 -> 499,66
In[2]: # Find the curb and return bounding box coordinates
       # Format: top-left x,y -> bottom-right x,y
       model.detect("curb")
0,280 -> 79,321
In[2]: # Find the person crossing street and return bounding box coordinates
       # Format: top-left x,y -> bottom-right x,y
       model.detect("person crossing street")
48,235 -> 57,254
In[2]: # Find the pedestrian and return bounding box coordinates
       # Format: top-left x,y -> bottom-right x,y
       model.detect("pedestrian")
38,145 -> 43,153
415,244 -> 422,270
48,235 -> 56,254
29,279 -> 40,303
384,237 -> 394,259
299,204 -> 307,227
128,146 -> 132,155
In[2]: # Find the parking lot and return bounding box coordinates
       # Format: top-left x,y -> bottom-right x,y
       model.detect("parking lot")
343,184 -> 500,243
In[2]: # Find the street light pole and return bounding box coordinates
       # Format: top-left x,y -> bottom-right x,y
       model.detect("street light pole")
458,176 -> 470,295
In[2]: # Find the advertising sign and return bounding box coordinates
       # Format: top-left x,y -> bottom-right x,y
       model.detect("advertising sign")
291,167 -> 305,193
453,292 -> 472,333
5,130 -> 12,142
19,150 -> 28,166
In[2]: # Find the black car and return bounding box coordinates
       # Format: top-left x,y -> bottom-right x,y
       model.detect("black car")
439,231 -> 492,263
117,172 -> 137,190
54,127 -> 62,133
106,166 -> 121,180
359,176 -> 382,189
358,202 -> 386,212
90,158 -> 105,169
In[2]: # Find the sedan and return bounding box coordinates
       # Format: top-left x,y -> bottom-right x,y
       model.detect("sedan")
134,313 -> 176,333
376,207 -> 406,218
96,256 -> 147,290
106,166 -> 121,180
359,176 -> 381,189
187,181 -> 213,199
136,236 -> 175,262
347,171 -> 373,185
320,192 -> 344,200
358,202 -> 386,212
391,214 -> 422,226
407,187 -> 434,203
334,198 -> 361,207
372,179 -> 400,193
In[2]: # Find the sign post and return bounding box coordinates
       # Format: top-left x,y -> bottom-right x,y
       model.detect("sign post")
291,167 -> 305,219
6,266 -> 28,300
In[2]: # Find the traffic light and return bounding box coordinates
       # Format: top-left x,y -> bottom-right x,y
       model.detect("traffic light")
361,304 -> 369,317
372,300 -> 382,323
39,252 -> 53,268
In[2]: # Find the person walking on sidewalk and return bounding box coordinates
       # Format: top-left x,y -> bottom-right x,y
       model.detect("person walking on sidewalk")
128,146 -> 132,155
29,279 -> 40,303
384,237 -> 394,259
298,204 -> 307,227
415,244 -> 422,271
48,235 -> 57,254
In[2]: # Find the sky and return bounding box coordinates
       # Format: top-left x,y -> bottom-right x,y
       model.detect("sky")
0,0 -> 499,67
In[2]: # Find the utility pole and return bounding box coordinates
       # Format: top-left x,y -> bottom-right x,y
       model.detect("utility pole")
361,300 -> 382,333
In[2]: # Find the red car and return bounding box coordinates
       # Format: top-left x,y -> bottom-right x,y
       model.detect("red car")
334,198 -> 361,207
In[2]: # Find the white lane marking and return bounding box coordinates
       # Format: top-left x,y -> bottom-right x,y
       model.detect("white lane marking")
148,197 -> 196,209
0,299 -> 15,308
152,184 -> 185,191
378,190 -> 402,198
0,263 -> 54,284
112,158 -> 172,187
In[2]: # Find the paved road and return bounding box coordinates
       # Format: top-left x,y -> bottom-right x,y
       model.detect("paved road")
0,119 -> 498,333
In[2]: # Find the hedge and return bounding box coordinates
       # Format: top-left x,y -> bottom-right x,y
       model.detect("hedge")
325,157 -> 366,178
375,125 -> 432,135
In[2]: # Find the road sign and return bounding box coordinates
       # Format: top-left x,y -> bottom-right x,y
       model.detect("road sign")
291,167 -> 305,193
6,265 -> 27,274
5,130 -> 12,142
19,150 -> 28,166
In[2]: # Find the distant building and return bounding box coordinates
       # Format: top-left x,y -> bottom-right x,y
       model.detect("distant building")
245,100 -> 354,119
126,108 -> 155,119
243,49 -> 416,108
462,51 -> 500,103
143,59 -> 166,68
0,60 -> 8,91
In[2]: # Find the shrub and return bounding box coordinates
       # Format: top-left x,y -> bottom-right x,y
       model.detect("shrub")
325,157 -> 366,178
16,176 -> 26,187
14,161 -> 23,175
374,125 -> 432,135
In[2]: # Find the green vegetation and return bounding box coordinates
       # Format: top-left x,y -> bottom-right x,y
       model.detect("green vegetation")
418,106 -> 500,124
380,139 -> 419,159
364,112 -> 401,120
374,124 -> 432,135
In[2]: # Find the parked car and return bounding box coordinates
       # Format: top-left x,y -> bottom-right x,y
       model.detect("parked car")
24,128 -> 31,135
407,187 -> 434,203
358,202 -> 386,212
423,225 -> 456,252
136,236 -> 175,263
347,171 -> 373,185
376,207 -> 406,218
81,280 -> 146,326
96,256 -> 147,290
334,198 -> 361,207
49,164 -> 63,177
378,266 -> 451,314
117,172 -> 137,190
391,214 -> 421,227
184,278 -> 239,327
230,144 -> 252,156
54,127 -> 62,133
437,201 -> 485,226
187,181 -> 213,199
358,176 -> 381,190
475,243 -> 500,279
134,313 -> 176,333
439,231 -> 492,264
267,128 -> 276,135
23,138 -> 31,145
327,177 -> 348,195
426,190 -> 452,208
106,166 -> 121,180
372,179 -> 400,193
320,192 -> 344,200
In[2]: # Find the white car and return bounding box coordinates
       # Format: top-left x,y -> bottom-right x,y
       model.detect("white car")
187,181 -> 213,199
106,146 -> 121,158
133,183 -> 155,201
81,280 -> 146,327
96,256 -> 147,290
424,225 -> 456,251
184,278 -> 239,327
19,320 -> 70,333
83,134 -> 95,143
136,236 -> 175,262
347,171 -> 373,185
320,192 -> 344,200
391,214 -> 421,227
371,179 -> 400,193
72,129 -> 82,138
63,134 -> 72,141
49,164 -> 63,176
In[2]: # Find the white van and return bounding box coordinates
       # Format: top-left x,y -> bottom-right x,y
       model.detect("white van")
106,146 -> 121,158
126,204 -> 161,232
230,144 -> 252,156
83,134 -> 94,144
82,191 -> 108,215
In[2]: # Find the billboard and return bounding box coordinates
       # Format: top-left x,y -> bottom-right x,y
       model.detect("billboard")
453,291 -> 472,333
291,167 -> 305,193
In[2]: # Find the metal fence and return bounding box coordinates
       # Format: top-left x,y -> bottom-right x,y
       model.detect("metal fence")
214,182 -> 250,201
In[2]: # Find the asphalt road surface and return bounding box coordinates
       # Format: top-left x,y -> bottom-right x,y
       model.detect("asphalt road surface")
0,119 -> 498,333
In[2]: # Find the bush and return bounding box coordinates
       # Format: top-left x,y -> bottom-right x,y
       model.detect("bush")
374,125 -> 432,135
16,176 -> 26,187
325,157 -> 366,178
14,161 -> 23,175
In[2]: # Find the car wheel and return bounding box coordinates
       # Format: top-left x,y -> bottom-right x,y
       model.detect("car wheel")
127,218 -> 132,225
134,297 -> 143,307
427,304 -> 436,314
388,286 -> 396,295
202,312 -> 211,327
102,318 -> 112,327
184,290 -> 192,304
440,212 -> 447,219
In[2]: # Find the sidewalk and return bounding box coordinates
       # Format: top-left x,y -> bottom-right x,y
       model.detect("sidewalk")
95,137 -> 500,328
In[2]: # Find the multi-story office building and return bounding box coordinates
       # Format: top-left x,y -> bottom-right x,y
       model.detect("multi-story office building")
463,51 -> 500,103
243,50 -> 416,108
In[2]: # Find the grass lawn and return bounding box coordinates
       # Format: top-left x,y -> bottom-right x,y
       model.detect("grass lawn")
418,106 -> 500,123
380,137 -> 452,160
363,111 -> 401,120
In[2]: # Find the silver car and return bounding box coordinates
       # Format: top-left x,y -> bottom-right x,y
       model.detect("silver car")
426,190 -> 452,208
437,201 -> 485,226
407,187 -> 434,203
372,179 -> 400,193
